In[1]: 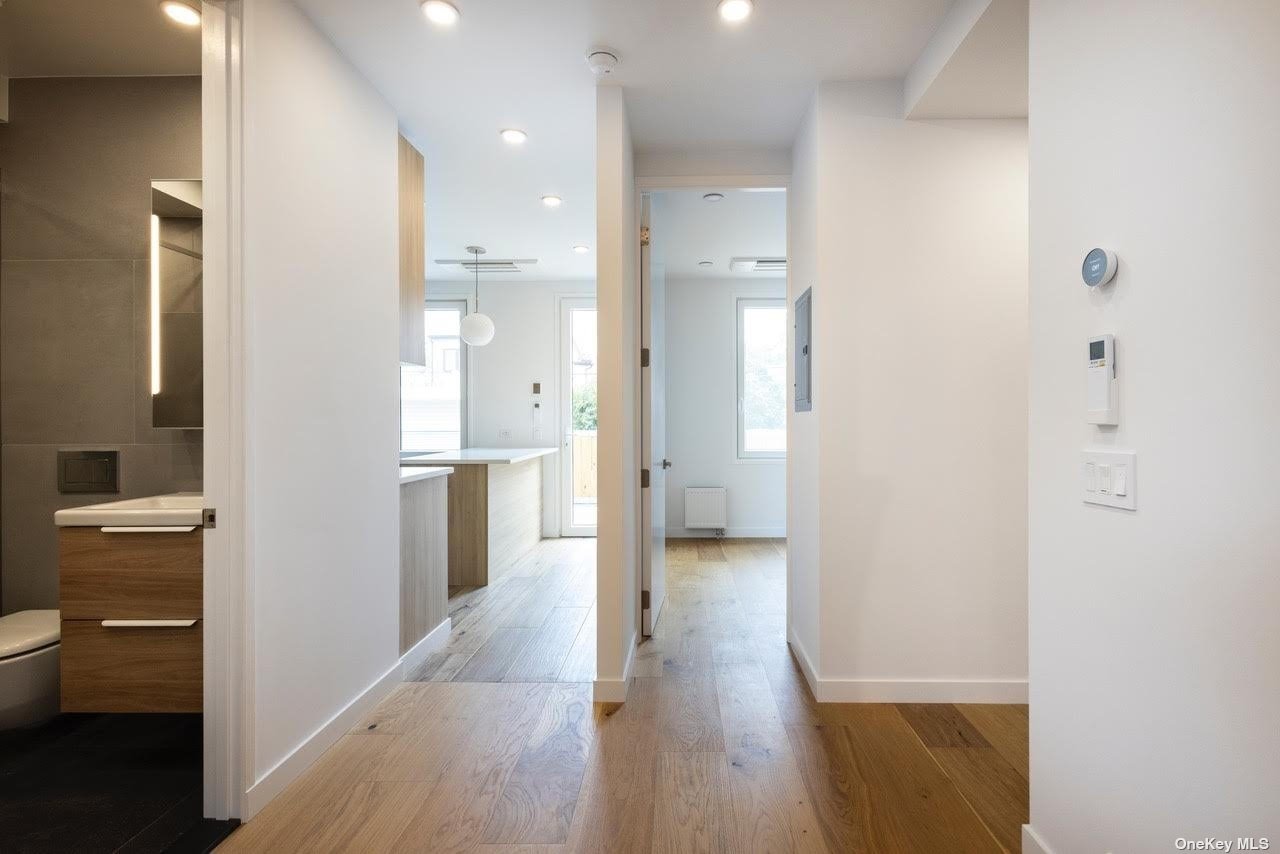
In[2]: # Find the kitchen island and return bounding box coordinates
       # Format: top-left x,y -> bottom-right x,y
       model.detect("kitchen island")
401,448 -> 557,586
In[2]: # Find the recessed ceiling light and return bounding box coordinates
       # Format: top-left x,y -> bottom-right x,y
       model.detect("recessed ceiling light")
703,192 -> 725,202
500,128 -> 528,145
698,260 -> 714,267
717,0 -> 753,23
573,245 -> 590,254
159,0 -> 200,27
541,195 -> 563,208
421,0 -> 460,26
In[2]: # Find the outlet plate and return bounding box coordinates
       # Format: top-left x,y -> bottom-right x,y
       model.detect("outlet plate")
1082,449 -> 1136,510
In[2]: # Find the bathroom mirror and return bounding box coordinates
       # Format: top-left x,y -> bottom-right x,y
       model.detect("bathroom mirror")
150,180 -> 203,429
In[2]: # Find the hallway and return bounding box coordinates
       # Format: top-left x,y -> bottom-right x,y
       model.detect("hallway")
219,538 -> 1027,852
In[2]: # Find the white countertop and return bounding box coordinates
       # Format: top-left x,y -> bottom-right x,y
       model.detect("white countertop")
399,466 -> 453,485
401,448 -> 559,466
55,492 -> 204,527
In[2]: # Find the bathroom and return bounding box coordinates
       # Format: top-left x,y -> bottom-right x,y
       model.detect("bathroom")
0,3 -> 223,850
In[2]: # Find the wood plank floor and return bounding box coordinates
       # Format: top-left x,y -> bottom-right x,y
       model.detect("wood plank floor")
218,538 -> 1028,853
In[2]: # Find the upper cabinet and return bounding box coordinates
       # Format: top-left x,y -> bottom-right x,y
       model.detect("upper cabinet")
398,134 -> 426,366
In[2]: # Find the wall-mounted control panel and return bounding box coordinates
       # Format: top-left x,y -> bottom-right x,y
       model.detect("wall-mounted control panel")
1087,334 -> 1118,425
1082,450 -> 1136,510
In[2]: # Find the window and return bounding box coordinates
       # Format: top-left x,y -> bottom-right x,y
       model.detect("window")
737,298 -> 787,459
401,300 -> 467,451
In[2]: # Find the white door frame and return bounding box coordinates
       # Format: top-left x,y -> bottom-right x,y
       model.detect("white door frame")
559,296 -> 598,537
202,0 -> 247,820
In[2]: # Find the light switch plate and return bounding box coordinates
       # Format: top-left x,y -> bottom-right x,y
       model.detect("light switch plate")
1082,449 -> 1136,510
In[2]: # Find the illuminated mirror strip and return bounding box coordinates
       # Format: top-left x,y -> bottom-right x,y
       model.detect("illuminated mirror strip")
150,214 -> 161,395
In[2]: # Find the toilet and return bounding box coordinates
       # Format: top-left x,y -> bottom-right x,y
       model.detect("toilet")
0,610 -> 60,730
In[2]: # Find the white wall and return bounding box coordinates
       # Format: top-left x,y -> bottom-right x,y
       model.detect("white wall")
790,81 -> 1029,701
594,85 -> 639,699
664,276 -> 786,537
786,98 -> 821,673
1028,3 -> 1280,850
428,279 -> 595,535
242,0 -> 401,808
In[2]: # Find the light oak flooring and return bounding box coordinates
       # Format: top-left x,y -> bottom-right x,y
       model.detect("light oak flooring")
218,538 -> 1028,853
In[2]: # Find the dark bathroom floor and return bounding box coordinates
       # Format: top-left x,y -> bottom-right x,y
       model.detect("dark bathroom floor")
0,713 -> 232,853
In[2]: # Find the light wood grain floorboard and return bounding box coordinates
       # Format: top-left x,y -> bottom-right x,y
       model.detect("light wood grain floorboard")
217,539 -> 1025,854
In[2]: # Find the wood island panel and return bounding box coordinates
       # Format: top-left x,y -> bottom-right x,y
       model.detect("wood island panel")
400,475 -> 449,654
446,465 -> 488,587
486,459 -> 543,583
444,459 -> 543,587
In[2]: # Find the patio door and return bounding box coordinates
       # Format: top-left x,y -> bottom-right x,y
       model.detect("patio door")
560,297 -> 598,537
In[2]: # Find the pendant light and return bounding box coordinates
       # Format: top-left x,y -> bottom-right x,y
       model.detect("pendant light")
460,245 -> 496,346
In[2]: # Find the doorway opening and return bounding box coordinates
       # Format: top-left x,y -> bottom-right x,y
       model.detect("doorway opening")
638,185 -> 789,638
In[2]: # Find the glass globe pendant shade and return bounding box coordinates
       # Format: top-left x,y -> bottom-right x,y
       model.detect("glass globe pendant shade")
461,311 -> 495,346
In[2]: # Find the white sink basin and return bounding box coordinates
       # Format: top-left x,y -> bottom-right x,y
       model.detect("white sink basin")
55,492 -> 204,527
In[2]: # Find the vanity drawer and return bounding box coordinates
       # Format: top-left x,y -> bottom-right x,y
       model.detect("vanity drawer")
59,528 -> 202,619
59,527 -> 202,570
60,620 -> 202,713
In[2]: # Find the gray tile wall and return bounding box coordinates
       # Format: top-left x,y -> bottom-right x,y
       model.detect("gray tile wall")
0,77 -> 202,614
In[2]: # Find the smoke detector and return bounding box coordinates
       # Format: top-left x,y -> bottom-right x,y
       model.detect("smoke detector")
586,48 -> 620,78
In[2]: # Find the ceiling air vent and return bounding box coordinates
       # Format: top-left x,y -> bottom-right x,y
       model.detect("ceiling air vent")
729,257 -> 787,274
435,258 -> 538,273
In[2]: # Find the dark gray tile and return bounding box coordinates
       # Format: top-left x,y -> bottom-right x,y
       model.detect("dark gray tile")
1,259 -> 136,445
0,77 -> 201,261
1,442 -> 202,613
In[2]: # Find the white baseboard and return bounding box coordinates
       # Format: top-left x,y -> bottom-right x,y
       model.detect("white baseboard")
666,526 -> 786,539
1022,824 -> 1055,854
400,617 -> 451,676
241,660 -> 401,820
592,631 -> 637,703
815,678 -> 1028,703
786,629 -> 820,696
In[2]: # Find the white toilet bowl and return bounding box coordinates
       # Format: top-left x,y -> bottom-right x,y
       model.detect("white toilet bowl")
0,610 -> 60,730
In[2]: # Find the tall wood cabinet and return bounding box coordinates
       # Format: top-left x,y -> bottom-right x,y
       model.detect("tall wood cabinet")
398,134 -> 426,366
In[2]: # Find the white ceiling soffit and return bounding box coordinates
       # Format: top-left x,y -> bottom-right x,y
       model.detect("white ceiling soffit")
904,0 -> 1028,119
0,0 -> 200,78
291,0 -> 951,282
653,188 -> 786,280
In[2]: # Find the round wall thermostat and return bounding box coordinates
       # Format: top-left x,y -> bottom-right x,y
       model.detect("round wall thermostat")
1082,248 -> 1118,287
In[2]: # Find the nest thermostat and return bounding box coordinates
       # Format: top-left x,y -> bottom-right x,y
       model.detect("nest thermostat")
1082,248 -> 1118,287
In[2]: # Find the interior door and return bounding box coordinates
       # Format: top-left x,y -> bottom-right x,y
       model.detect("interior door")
640,195 -> 667,636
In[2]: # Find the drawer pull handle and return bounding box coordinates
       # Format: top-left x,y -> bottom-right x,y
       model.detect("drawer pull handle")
100,526 -> 198,533
100,620 -> 197,628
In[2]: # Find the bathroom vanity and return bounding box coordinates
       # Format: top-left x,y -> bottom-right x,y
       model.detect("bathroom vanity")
54,494 -> 204,713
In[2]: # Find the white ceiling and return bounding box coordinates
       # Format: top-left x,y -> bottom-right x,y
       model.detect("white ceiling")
653,188 -> 786,280
0,0 -> 200,77
907,0 -> 1028,119
293,0 -> 953,282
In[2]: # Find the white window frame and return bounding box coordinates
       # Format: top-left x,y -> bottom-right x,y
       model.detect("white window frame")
736,297 -> 787,461
401,298 -> 469,451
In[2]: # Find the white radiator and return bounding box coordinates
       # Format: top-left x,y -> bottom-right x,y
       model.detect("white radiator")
684,487 -> 728,530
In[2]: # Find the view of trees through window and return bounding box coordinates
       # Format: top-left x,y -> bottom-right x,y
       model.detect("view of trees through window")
740,301 -> 787,457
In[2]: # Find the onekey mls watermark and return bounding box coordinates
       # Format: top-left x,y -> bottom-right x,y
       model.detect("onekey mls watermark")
1174,839 -> 1270,852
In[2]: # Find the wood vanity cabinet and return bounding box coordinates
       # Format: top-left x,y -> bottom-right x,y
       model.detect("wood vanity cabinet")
58,528 -> 203,713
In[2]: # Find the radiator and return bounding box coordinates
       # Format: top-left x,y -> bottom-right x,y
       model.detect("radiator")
684,487 -> 728,530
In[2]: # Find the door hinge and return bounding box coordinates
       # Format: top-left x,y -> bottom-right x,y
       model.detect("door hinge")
641,347 -> 650,368
202,508 -> 217,529
641,468 -> 650,489
641,589 -> 651,610
640,226 -> 651,246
